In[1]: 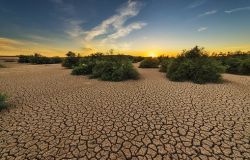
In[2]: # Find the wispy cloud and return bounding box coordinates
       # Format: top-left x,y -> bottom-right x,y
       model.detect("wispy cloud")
225,6 -> 250,14
188,0 -> 206,9
198,10 -> 217,17
104,22 -> 146,41
84,0 -> 146,42
0,37 -> 23,48
0,37 -> 71,56
198,27 -> 208,32
65,19 -> 85,38
26,35 -> 56,43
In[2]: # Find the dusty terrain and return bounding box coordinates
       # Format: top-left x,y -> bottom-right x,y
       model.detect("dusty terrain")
0,62 -> 249,160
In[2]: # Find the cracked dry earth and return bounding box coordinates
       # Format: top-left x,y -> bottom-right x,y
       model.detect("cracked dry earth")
0,63 -> 250,160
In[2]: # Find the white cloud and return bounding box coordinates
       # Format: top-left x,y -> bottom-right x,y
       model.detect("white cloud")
225,6 -> 250,14
188,0 -> 206,9
0,37 -> 23,46
105,22 -> 147,41
62,0 -> 146,52
84,0 -> 146,41
65,20 -> 85,38
198,10 -> 217,17
198,27 -> 208,32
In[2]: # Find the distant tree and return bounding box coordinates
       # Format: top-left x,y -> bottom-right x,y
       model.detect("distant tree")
62,51 -> 81,68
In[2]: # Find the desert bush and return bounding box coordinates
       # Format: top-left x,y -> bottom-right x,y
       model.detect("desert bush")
223,56 -> 250,75
112,62 -> 139,81
50,56 -> 63,64
62,51 -> 81,68
72,53 -> 139,81
71,63 -> 93,75
4,59 -> 16,62
0,63 -> 6,68
92,60 -> 139,81
132,56 -> 144,63
167,46 -> 225,84
31,54 -> 50,64
212,51 -> 250,75
91,60 -> 108,78
18,54 -> 62,64
159,58 -> 173,72
224,58 -> 242,74
239,59 -> 250,75
139,58 -> 159,68
0,93 -> 8,111
18,55 -> 31,63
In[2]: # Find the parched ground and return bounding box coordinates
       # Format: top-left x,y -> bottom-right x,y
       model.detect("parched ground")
0,63 -> 249,160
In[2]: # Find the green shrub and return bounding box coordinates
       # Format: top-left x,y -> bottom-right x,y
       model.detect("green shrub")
71,63 -> 93,75
0,63 -> 6,68
167,46 -> 225,84
167,58 -> 193,81
190,59 -> 225,84
139,58 -> 159,68
93,60 -> 139,81
50,56 -> 63,64
212,51 -> 250,75
118,62 -> 139,80
92,60 -> 109,78
18,54 -> 62,64
224,58 -> 242,74
159,58 -> 173,72
4,59 -> 16,62
73,59 -> 139,81
132,56 -> 144,63
0,93 -> 8,111
239,59 -> 250,75
18,55 -> 31,63
71,53 -> 139,81
62,51 -> 81,68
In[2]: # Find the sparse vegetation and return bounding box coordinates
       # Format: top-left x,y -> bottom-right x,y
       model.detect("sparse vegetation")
18,53 -> 63,64
239,59 -> 250,75
71,53 -> 139,81
0,93 -> 8,111
71,63 -> 93,75
213,51 -> 250,75
167,46 -> 226,84
0,63 -> 6,68
62,51 -> 81,68
91,60 -> 139,81
139,57 -> 159,68
132,56 -> 144,63
159,58 -> 173,72
4,59 -> 16,62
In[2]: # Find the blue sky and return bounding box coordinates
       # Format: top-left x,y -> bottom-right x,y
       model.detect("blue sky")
0,0 -> 250,56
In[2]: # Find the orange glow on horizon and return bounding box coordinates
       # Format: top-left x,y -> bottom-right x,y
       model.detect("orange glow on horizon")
1,46 -> 250,58
148,52 -> 157,57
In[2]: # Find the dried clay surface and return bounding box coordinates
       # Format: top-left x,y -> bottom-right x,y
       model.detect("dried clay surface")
0,63 -> 249,159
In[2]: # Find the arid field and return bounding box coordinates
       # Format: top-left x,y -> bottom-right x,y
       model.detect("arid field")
0,62 -> 250,159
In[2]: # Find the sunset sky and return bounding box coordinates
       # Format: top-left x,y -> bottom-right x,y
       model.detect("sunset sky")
0,0 -> 250,57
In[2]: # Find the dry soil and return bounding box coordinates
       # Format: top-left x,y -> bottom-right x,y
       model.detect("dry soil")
0,63 -> 249,159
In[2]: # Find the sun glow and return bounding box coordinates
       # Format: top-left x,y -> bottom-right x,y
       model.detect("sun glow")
148,52 -> 157,57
